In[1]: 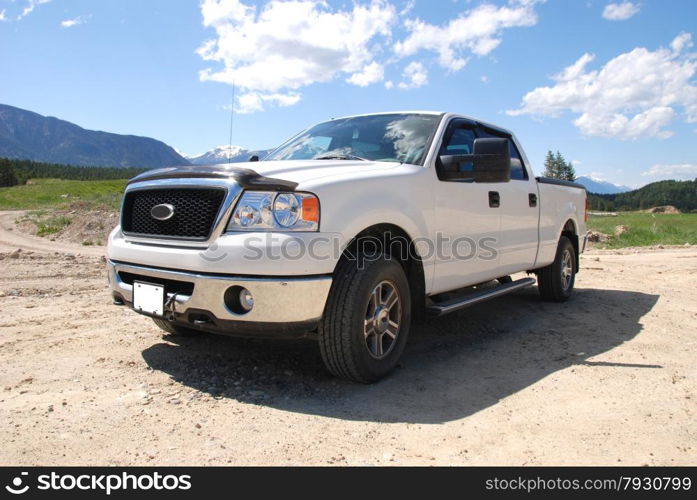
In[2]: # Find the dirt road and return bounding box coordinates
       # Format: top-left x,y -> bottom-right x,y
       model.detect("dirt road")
0,212 -> 695,465
0,211 -> 104,257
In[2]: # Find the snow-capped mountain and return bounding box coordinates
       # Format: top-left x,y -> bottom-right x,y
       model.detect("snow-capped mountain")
184,145 -> 274,165
186,145 -> 246,164
575,176 -> 632,194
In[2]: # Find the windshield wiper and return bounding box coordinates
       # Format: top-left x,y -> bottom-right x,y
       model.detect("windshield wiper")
313,154 -> 368,161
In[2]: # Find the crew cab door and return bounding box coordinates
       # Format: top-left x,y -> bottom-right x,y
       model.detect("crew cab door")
477,127 -> 540,274
430,119 -> 502,294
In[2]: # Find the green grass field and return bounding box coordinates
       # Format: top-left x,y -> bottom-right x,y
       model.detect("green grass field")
588,212 -> 697,248
2,179 -> 696,249
0,178 -> 127,210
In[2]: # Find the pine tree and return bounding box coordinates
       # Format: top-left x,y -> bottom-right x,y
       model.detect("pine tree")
554,151 -> 566,179
545,150 -> 576,181
563,159 -> 576,181
558,158 -> 576,181
0,162 -> 18,187
543,150 -> 556,178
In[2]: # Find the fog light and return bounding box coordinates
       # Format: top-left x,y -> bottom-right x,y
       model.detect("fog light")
224,285 -> 254,315
239,288 -> 254,311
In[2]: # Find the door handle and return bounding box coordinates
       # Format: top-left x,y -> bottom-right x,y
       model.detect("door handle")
529,193 -> 537,207
489,191 -> 500,208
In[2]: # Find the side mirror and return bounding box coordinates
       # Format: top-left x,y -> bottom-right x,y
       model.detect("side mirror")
248,155 -> 260,162
439,138 -> 511,183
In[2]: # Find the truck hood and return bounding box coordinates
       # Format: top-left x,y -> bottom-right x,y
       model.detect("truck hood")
128,160 -> 410,191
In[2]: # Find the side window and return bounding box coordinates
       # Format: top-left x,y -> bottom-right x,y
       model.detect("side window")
476,128 -> 529,181
508,141 -> 528,181
442,128 -> 476,155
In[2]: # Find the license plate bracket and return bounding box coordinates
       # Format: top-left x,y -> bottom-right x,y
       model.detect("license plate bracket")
133,281 -> 165,317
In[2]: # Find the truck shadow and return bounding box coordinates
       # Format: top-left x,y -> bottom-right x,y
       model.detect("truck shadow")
141,287 -> 659,424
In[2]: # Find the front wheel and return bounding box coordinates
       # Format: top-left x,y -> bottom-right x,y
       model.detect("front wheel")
537,236 -> 576,302
319,254 -> 411,383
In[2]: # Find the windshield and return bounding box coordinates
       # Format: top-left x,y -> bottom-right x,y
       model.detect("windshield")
265,113 -> 441,165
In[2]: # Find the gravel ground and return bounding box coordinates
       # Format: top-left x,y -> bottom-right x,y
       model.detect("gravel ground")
0,212 -> 695,465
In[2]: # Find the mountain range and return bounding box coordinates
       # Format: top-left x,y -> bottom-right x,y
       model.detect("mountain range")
0,104 -> 189,168
0,104 -> 642,192
575,176 -> 632,194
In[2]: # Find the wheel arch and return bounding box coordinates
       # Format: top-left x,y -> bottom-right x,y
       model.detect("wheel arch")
561,218 -> 580,271
335,223 -> 427,322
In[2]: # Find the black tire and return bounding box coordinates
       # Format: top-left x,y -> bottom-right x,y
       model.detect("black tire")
152,318 -> 200,337
319,254 -> 411,383
537,236 -> 576,302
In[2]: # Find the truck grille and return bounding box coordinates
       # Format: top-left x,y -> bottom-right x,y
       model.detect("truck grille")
121,188 -> 227,239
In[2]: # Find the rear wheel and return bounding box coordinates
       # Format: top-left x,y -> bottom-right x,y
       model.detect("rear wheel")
537,236 -> 576,302
319,254 -> 411,383
152,318 -> 200,337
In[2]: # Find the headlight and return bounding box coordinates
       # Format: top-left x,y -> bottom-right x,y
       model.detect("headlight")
227,191 -> 319,232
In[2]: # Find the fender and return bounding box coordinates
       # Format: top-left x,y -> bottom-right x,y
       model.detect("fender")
326,200 -> 435,294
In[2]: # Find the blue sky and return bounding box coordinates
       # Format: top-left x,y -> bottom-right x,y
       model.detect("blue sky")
1,0 -> 696,186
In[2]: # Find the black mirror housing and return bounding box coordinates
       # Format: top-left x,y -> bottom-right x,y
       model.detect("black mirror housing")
439,138 -> 511,183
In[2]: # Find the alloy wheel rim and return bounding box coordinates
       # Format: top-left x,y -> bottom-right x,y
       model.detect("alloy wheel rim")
561,249 -> 573,291
364,280 -> 401,359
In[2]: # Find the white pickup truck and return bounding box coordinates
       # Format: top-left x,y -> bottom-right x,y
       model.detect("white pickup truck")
107,112 -> 587,382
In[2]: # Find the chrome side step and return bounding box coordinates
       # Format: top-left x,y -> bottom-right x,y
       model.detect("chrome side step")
426,277 -> 536,317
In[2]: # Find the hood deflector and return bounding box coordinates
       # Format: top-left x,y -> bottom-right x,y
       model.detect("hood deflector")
127,164 -> 298,191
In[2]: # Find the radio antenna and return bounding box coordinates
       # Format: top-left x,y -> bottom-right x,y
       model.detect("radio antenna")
228,81 -> 235,163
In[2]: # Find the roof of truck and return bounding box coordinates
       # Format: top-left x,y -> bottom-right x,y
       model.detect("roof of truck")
330,110 -> 445,119
329,111 -> 513,137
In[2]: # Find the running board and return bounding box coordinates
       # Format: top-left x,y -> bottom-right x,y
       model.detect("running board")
426,277 -> 536,317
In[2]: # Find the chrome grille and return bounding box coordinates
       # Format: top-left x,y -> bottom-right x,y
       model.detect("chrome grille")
121,188 -> 226,239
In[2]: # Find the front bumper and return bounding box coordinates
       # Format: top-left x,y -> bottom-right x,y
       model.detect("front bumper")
107,260 -> 332,335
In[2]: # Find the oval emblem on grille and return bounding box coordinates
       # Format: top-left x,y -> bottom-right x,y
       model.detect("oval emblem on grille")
150,203 -> 175,221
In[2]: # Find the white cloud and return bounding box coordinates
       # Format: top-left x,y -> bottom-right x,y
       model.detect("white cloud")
236,92 -> 301,114
508,33 -> 697,139
641,163 -> 697,180
398,61 -> 428,89
0,10 -> 6,22
602,2 -> 640,21
671,32 -> 693,53
61,15 -> 91,28
346,62 -> 384,87
400,0 -> 415,16
18,0 -> 51,20
394,0 -> 543,71
197,0 -> 395,113
196,0 -> 544,112
573,106 -> 677,139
